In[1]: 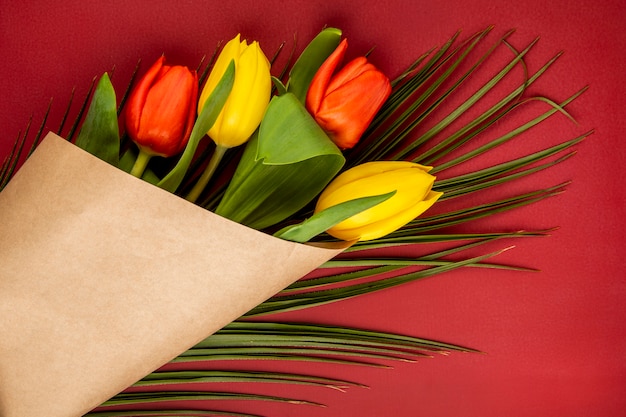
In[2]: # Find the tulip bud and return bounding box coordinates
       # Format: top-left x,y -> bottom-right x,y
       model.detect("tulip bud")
305,39 -> 391,150
314,161 -> 443,241
198,34 -> 272,148
124,56 -> 198,158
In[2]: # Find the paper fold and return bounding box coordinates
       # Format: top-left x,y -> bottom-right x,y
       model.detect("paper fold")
0,133 -> 347,417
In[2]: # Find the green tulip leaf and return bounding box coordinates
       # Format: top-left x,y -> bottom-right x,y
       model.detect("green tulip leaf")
74,73 -> 119,166
214,93 -> 345,230
274,191 -> 396,243
257,93 -> 341,165
118,147 -> 137,174
287,27 -> 342,103
271,76 -> 288,95
157,60 -> 235,193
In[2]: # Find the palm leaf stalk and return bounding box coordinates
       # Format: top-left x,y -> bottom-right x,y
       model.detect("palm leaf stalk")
1,27 -> 588,415
90,321 -> 475,414
190,321 -> 475,360
89,411 -> 264,417
276,233 -> 538,297
97,391 -> 325,409
404,183 -> 568,233
246,247 -> 514,316
343,229 -> 551,251
134,370 -> 367,391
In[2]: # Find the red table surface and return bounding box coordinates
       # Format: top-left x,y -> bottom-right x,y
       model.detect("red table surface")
1,1 -> 625,416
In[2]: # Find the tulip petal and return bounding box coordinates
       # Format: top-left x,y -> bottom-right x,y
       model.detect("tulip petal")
213,41 -> 271,147
315,161 -> 442,241
198,34 -> 243,115
320,161 -> 432,197
200,35 -> 271,148
139,66 -> 197,155
327,190 -> 443,241
325,57 -> 372,93
287,27 -> 342,103
315,69 -> 391,149
124,56 -> 198,158
317,168 -> 436,230
305,38 -> 348,114
125,56 -> 165,141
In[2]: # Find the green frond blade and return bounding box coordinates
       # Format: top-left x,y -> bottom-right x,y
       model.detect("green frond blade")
246,248 -> 513,316
88,410 -> 263,417
398,183 -> 568,235
135,370 -> 366,391
98,391 -> 325,408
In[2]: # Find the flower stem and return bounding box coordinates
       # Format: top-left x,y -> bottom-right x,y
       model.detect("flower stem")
186,145 -> 227,203
130,150 -> 152,178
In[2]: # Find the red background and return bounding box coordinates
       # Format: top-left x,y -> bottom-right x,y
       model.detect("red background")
1,1 -> 625,416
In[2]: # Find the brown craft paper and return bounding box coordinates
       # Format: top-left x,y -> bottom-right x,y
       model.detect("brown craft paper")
0,132 -> 348,417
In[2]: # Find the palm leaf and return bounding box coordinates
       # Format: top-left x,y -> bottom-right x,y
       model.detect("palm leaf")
97,391 -> 325,408
89,411 -> 263,417
1,27 -> 589,416
87,320 -> 474,414
134,370 -> 367,391
246,247 -> 513,316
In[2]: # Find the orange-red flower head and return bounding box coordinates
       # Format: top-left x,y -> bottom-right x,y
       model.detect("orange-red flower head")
125,56 -> 198,157
305,39 -> 391,150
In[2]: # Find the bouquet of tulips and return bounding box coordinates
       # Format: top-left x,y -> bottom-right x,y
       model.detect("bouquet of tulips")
0,28 -> 442,417
0,26 -> 589,417
103,29 -> 441,242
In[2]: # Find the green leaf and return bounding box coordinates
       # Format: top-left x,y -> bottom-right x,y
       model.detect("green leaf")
271,75 -> 288,95
186,321 -> 476,362
157,60 -> 235,193
215,93 -> 345,230
402,183 -> 569,234
74,73 -> 119,166
135,370 -> 365,390
88,411 -> 262,417
274,191 -> 395,243
99,391 -> 325,408
255,97 -> 342,165
247,247 -> 514,316
286,27 -> 342,102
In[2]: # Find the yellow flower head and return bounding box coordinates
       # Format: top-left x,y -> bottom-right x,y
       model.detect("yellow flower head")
315,161 -> 443,241
198,34 -> 271,148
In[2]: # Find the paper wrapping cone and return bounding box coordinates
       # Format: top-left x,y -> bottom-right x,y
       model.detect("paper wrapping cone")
0,133 -> 348,417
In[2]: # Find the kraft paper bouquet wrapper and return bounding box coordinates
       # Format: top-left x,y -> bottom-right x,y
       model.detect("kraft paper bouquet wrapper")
0,132 -> 348,417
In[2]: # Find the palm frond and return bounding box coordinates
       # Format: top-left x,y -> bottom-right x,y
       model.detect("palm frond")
2,26 -> 590,416
89,411 -> 264,417
345,228 -> 551,251
135,370 -> 367,391
247,247 -> 512,316
97,391 -> 325,409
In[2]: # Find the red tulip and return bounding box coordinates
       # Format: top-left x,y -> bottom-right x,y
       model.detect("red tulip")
305,39 -> 391,150
125,56 -> 198,157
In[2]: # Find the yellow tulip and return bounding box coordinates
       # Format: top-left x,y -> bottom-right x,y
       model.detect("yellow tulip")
198,34 -> 271,148
314,161 -> 443,241
186,35 -> 272,203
